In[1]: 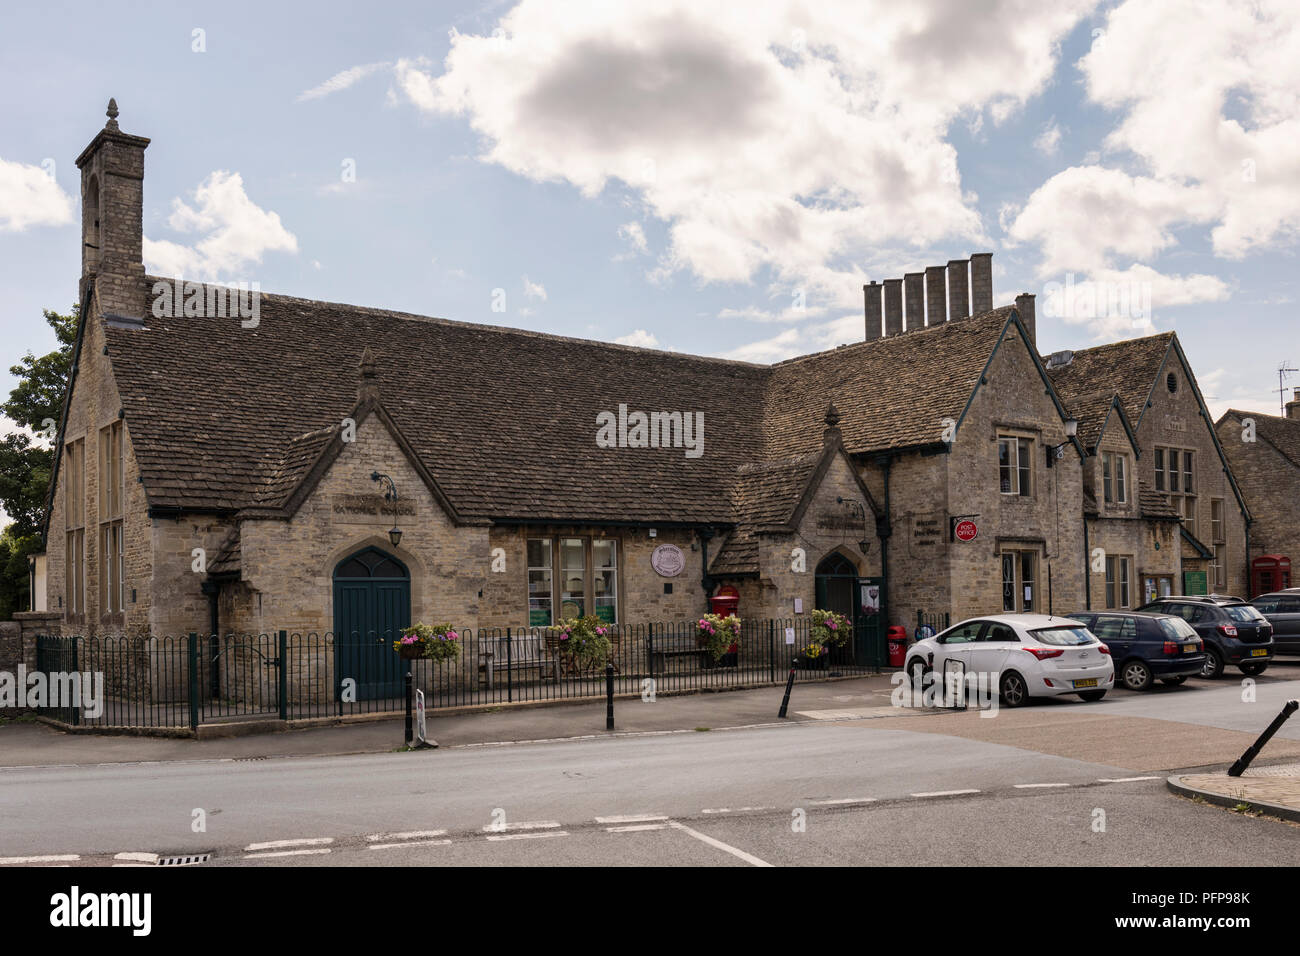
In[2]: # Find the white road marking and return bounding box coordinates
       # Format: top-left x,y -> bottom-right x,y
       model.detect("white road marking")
366,830 -> 447,842
911,789 -> 981,798
810,797 -> 877,805
480,821 -> 561,833
668,821 -> 773,867
594,814 -> 667,824
243,848 -> 332,859
244,837 -> 334,852
702,806 -> 775,814
485,831 -> 569,842
1014,783 -> 1071,789
1098,776 -> 1162,783
0,854 -> 80,865
114,852 -> 159,863
605,824 -> 669,832
367,839 -> 452,850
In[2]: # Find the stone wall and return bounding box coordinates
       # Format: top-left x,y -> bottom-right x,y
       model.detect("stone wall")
1137,356 -> 1248,594
44,309 -> 155,638
1215,413 -> 1300,573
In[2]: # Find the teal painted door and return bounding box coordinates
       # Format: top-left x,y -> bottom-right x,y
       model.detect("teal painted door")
333,548 -> 411,701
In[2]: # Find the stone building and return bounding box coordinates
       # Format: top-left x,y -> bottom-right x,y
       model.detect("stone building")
36,103 -> 1246,669
1215,392 -> 1300,595
1047,334 -> 1251,599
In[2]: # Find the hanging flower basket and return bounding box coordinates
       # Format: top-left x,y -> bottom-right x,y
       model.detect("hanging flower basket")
393,622 -> 461,663
696,613 -> 742,661
810,609 -> 852,648
552,615 -> 613,672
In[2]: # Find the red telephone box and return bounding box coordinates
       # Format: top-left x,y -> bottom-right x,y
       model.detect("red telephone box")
1251,555 -> 1291,598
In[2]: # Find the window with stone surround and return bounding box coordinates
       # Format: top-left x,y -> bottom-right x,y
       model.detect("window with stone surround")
1210,498 -> 1226,589
1001,549 -> 1038,612
64,438 -> 85,621
997,436 -> 1033,497
1102,451 -> 1128,505
1105,554 -> 1133,609
99,421 -> 125,618
1155,447 -> 1196,537
527,537 -> 619,626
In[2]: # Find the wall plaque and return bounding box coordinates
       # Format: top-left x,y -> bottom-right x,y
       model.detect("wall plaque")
331,494 -> 416,524
651,544 -> 686,577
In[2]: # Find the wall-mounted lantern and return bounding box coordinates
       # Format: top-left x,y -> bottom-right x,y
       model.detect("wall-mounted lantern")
370,471 -> 402,547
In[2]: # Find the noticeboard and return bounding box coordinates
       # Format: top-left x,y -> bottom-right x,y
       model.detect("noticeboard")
1183,570 -> 1208,596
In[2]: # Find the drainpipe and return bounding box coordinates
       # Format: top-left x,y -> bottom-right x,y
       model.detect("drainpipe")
874,455 -> 893,629
1082,519 -> 1091,611
200,579 -> 220,696
698,527 -> 715,611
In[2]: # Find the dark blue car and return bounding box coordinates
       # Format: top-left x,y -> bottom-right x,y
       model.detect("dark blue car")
1064,611 -> 1205,690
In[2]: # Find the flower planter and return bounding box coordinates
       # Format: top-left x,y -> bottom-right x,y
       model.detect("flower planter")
797,653 -> 828,670
397,643 -> 425,660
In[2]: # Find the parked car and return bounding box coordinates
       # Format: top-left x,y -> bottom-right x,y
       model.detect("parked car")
903,614 -> 1114,707
1249,591 -> 1300,655
1063,611 -> 1204,690
1132,595 -> 1274,678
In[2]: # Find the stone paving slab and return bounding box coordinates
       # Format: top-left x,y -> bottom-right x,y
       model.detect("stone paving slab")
1168,770 -> 1300,822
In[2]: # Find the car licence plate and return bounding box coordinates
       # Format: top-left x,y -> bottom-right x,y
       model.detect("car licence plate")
1183,643 -> 1198,652
1072,678 -> 1098,688
1251,648 -> 1268,657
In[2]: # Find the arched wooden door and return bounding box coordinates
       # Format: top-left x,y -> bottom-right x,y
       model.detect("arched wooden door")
333,547 -> 411,701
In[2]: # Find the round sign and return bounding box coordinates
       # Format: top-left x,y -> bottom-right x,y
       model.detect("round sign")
954,520 -> 978,542
651,544 -> 685,577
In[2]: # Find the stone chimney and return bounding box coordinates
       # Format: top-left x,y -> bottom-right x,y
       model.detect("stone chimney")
946,259 -> 969,320
864,282 -> 882,340
75,99 -> 150,318
970,252 -> 993,313
883,278 -> 904,336
1015,293 -> 1036,349
904,273 -> 924,330
1287,388 -> 1300,421
925,266 -> 947,325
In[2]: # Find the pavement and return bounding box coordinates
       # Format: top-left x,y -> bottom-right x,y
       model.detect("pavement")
0,674 -> 912,767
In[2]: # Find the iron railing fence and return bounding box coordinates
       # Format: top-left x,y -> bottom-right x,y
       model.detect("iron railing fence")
33,616 -> 885,730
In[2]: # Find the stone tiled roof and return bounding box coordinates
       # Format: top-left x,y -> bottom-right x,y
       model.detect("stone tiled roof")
763,307 -> 1019,458
103,282 -> 1023,528
1064,390 -> 1127,453
1047,333 -> 1175,427
208,529 -> 241,575
1221,409 -> 1300,471
1138,480 -> 1182,521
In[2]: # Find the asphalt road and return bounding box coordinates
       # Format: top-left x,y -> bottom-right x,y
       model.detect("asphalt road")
4,668 -> 1300,867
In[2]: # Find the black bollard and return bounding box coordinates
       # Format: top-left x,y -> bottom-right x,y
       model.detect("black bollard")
1228,698 -> 1299,776
605,663 -> 615,730
404,669 -> 413,746
778,658 -> 799,718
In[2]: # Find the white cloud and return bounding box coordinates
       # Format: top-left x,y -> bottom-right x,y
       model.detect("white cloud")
297,62 -> 391,101
1034,119 -> 1062,155
1010,166 -> 1219,276
1011,0 -> 1300,302
143,171 -> 299,280
613,329 -> 664,348
613,221 -> 649,260
0,157 -> 74,232
1079,0 -> 1300,259
522,274 -> 547,300
391,0 -> 1097,307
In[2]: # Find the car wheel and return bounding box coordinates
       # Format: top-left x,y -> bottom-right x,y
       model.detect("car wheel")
1160,676 -> 1188,686
999,671 -> 1029,708
1239,661 -> 1268,676
1078,690 -> 1107,702
1200,647 -> 1224,679
1120,659 -> 1153,691
907,656 -> 928,687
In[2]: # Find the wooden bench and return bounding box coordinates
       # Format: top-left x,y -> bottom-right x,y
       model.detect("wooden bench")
648,635 -> 711,675
478,632 -> 559,689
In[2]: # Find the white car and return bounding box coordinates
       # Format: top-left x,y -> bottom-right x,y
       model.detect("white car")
903,614 -> 1114,707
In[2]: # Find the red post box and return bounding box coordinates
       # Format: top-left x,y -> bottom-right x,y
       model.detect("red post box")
886,625 -> 909,668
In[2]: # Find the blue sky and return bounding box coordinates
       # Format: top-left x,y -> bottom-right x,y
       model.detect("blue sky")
2,0 -> 1298,441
